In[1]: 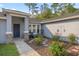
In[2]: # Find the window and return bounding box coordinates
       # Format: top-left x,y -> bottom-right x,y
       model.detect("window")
33,29 -> 36,33
37,29 -> 39,33
29,25 -> 31,31
37,25 -> 39,33
33,25 -> 35,28
37,25 -> 39,29
32,25 -> 36,33
29,29 -> 31,33
29,25 -> 31,27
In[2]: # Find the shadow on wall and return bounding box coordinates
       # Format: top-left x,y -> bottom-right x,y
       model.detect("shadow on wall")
42,24 -> 63,39
42,25 -> 68,41
42,25 -> 53,38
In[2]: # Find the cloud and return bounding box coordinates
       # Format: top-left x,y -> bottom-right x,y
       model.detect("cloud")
11,8 -> 16,10
0,4 -> 4,7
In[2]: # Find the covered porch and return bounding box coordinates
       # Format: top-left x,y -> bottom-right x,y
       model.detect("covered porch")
6,13 -> 29,43
12,16 -> 24,38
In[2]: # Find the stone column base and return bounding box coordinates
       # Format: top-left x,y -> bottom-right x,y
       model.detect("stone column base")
6,32 -> 13,43
24,33 -> 29,41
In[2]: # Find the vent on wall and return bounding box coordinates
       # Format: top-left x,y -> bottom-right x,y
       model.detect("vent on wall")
64,29 -> 66,32
57,29 -> 59,32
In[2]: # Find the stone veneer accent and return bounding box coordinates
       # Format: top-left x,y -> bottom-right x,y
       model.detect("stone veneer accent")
6,32 -> 13,43
24,16 -> 29,41
6,14 -> 13,43
24,31 -> 29,41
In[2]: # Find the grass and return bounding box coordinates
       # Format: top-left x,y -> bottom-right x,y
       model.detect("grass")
0,43 -> 19,56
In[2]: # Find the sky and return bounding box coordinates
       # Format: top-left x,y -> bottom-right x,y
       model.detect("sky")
0,3 -> 79,13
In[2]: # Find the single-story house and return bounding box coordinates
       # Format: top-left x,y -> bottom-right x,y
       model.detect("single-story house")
0,8 -> 42,43
0,8 -> 79,44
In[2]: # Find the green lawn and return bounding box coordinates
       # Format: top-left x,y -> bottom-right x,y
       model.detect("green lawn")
0,43 -> 19,56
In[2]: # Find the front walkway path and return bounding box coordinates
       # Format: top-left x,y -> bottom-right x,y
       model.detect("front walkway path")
14,39 -> 40,56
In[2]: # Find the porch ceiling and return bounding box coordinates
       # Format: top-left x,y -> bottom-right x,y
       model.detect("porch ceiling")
12,16 -> 24,20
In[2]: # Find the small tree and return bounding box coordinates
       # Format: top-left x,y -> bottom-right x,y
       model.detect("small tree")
68,33 -> 76,44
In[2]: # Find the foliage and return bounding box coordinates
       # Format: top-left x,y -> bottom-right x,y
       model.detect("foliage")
68,33 -> 76,43
43,3 -> 48,10
34,34 -> 42,38
36,14 -> 45,20
25,3 -> 32,13
25,3 -> 78,20
52,35 -> 60,41
62,3 -> 77,14
49,42 -> 68,56
34,35 -> 43,45
36,8 -> 53,20
42,8 -> 53,18
51,3 -> 59,13
25,3 -> 37,15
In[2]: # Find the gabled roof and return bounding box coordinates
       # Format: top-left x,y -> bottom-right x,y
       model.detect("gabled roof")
0,8 -> 30,19
2,8 -> 29,16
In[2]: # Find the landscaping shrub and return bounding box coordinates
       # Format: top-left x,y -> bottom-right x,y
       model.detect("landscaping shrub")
34,35 -> 43,45
68,33 -> 76,44
52,35 -> 60,41
34,34 -> 40,38
49,42 -> 68,56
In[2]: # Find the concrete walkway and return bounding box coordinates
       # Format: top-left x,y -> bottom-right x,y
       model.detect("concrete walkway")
14,39 -> 40,56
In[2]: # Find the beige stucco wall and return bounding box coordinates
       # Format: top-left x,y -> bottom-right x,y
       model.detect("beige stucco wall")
43,18 -> 79,39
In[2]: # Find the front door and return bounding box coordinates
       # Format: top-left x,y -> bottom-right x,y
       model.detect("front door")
13,24 -> 20,38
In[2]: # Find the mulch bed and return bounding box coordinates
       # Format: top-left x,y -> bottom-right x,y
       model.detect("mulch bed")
26,39 -> 79,56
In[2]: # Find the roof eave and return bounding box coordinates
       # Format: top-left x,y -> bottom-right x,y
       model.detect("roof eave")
2,8 -> 29,16
40,14 -> 79,24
